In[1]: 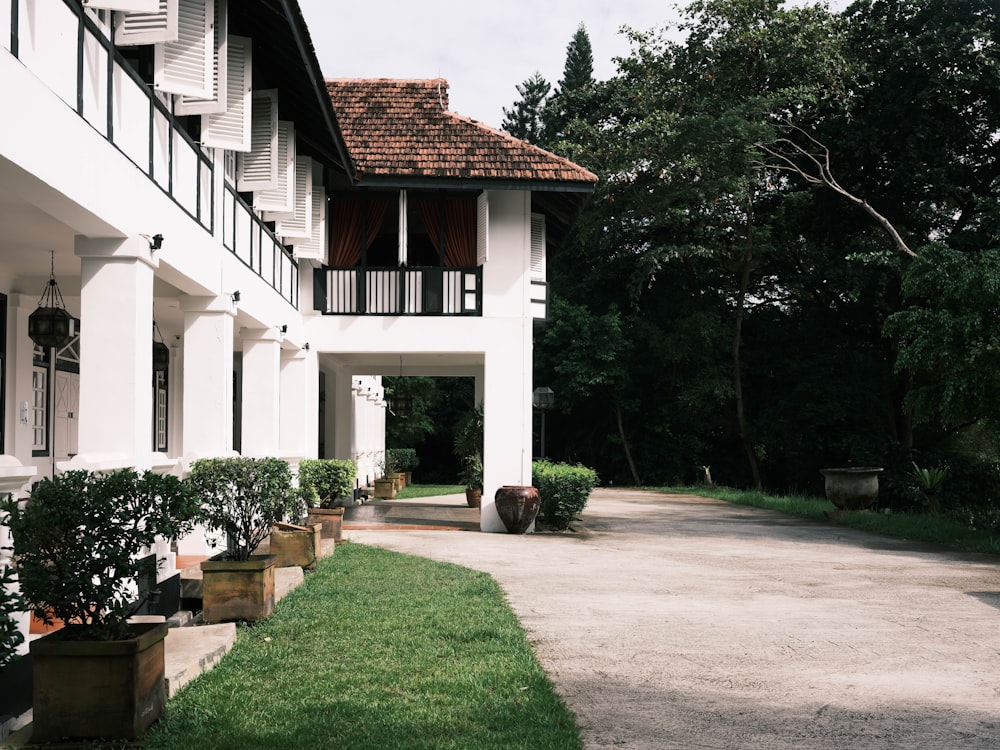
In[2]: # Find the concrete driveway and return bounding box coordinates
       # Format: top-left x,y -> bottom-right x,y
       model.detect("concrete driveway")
347,488 -> 1000,749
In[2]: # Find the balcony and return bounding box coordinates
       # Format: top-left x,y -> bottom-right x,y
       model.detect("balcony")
315,266 -> 482,316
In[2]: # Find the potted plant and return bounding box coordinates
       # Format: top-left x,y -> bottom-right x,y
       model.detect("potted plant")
453,403 -> 484,508
0,469 -> 198,742
187,457 -> 294,623
299,458 -> 356,541
912,462 -> 947,513
388,448 -> 419,486
383,450 -> 406,490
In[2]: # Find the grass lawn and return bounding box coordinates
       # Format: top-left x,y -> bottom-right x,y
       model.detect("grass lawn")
664,485 -> 1000,555
394,484 -> 465,500
143,544 -> 581,750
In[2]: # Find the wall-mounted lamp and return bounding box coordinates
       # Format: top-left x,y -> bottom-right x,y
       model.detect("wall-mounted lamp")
279,324 -> 288,334
231,290 -> 241,304
303,342 -> 310,351
141,233 -> 164,251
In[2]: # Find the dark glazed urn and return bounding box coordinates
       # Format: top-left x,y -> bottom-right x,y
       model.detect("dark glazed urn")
494,485 -> 540,534
820,467 -> 883,511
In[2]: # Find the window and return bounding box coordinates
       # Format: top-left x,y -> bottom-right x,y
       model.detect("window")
329,190 -> 480,268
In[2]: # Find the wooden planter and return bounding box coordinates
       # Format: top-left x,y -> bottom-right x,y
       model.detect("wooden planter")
269,523 -> 323,569
373,478 -> 396,499
306,507 -> 345,542
200,554 -> 276,623
30,621 -> 167,743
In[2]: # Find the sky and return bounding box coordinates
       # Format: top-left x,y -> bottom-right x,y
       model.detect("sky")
298,0 -> 851,131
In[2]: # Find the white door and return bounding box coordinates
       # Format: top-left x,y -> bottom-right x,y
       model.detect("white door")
54,370 -> 79,460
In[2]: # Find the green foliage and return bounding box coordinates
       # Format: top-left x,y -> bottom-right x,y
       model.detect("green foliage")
453,403 -> 484,489
911,462 -> 947,493
144,545 -> 582,750
533,460 -> 598,529
297,459 -> 356,509
458,454 -> 483,491
385,448 -> 418,474
500,71 -> 551,144
0,470 -> 198,641
188,458 -> 296,562
0,556 -> 23,669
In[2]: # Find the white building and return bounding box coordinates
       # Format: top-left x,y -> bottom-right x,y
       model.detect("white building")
0,0 -> 595,697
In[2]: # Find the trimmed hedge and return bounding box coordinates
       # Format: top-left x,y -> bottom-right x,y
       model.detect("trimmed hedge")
386,448 -> 419,475
298,458 -> 357,509
533,460 -> 598,529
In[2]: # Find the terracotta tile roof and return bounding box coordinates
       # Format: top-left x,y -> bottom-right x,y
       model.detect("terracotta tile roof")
325,78 -> 597,188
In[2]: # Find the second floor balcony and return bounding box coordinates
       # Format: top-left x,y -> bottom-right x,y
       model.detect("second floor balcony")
315,265 -> 482,316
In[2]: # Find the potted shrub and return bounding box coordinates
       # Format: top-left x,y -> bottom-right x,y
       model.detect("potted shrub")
384,450 -> 406,490
0,469 -> 198,742
453,404 -> 484,508
188,457 -> 294,623
299,458 -> 356,541
388,448 -> 419,486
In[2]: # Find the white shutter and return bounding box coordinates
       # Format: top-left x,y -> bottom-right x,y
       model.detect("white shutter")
200,34 -> 251,150
154,0 -> 213,98
114,0 -> 177,46
399,189 -> 408,266
277,157 -> 314,241
258,121 -> 295,212
530,213 -> 546,280
85,0 -> 159,11
476,190 -> 489,265
237,89 -> 279,191
176,0 -> 227,114
294,163 -> 327,260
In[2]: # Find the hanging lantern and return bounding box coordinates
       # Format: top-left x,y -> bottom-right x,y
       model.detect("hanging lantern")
388,392 -> 413,418
152,320 -> 169,372
28,252 -> 75,349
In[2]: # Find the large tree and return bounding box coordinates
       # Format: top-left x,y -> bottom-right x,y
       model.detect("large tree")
500,71 -> 550,145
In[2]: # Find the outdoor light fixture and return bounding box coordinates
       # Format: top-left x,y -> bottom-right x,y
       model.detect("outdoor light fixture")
533,386 -> 555,459
231,290 -> 241,303
387,355 -> 413,418
304,342 -> 310,351
279,324 -> 287,334
28,251 -> 75,349
152,320 -> 169,372
142,233 -> 164,251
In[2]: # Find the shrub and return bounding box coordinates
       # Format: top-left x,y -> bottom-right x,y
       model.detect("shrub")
188,457 -> 296,562
0,470 -> 198,641
0,558 -> 23,669
298,459 -> 356,509
386,448 -> 419,474
533,460 -> 598,530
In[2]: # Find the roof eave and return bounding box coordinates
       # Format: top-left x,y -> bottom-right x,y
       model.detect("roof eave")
351,175 -> 597,193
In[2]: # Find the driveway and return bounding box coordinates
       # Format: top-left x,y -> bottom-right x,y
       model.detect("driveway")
346,488 -> 1000,749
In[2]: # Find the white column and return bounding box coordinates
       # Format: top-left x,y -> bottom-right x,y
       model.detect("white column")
332,369 -> 354,460
240,327 -> 281,457
481,329 -> 533,532
180,295 -> 235,460
71,236 -> 157,471
279,347 -> 318,460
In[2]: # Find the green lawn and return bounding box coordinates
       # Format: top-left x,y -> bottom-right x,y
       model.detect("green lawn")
663,485 -> 1000,555
394,484 -> 465,500
143,544 -> 581,750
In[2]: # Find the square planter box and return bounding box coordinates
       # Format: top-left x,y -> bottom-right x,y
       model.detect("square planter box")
30,621 -> 167,743
269,523 -> 323,569
306,507 -> 344,542
200,554 -> 276,623
373,479 -> 396,499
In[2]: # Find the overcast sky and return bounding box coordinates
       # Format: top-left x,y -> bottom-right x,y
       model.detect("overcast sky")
298,0 -> 851,130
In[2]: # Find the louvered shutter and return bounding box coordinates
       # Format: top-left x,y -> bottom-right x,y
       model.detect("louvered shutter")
278,156 -> 314,242
154,0 -> 213,98
294,163 -> 327,260
114,0 -> 178,46
399,190 -> 408,266
84,0 -> 159,11
257,121 -> 295,212
237,89 -> 278,191
530,213 -> 545,280
476,190 -> 489,265
175,0 -> 227,114
200,34 -> 251,150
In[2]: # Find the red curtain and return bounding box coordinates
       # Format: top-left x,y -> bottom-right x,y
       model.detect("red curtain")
327,196 -> 390,266
417,197 -> 477,267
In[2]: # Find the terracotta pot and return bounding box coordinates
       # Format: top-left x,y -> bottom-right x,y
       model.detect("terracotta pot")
494,485 -> 540,534
306,507 -> 344,542
820,467 -> 883,511
465,487 -> 482,508
200,554 -> 276,623
269,523 -> 323,569
30,621 -> 167,742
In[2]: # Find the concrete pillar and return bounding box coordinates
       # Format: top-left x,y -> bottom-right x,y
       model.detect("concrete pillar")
179,295 -> 235,460
279,347 -> 318,460
481,329 -> 533,532
332,369 -> 354,461
240,327 -> 281,457
71,236 -> 157,470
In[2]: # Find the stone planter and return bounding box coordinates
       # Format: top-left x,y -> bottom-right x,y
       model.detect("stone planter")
373,478 -> 396,499
30,621 -> 167,743
390,472 -> 406,491
495,485 -> 540,534
306,507 -> 344,542
200,554 -> 276,623
820,467 -> 884,511
269,523 -> 323,569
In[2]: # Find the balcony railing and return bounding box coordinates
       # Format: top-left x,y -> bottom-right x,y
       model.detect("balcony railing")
5,0 -> 299,309
316,266 -> 482,316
